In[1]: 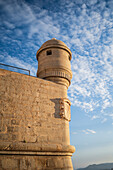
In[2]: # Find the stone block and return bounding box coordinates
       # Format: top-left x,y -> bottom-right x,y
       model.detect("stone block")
1,159 -> 18,169
2,134 -> 9,141
24,135 -> 37,143
46,158 -> 55,167
20,159 -> 27,170
11,119 -> 20,125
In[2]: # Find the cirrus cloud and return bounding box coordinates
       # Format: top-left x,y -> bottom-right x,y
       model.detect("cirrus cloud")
0,0 -> 113,119
82,129 -> 96,135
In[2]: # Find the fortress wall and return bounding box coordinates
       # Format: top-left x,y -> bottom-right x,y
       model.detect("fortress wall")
0,69 -> 74,170
0,69 -> 69,145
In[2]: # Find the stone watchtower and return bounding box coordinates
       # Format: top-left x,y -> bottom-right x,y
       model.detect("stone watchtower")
0,38 -> 75,170
36,38 -> 75,168
36,38 -> 72,89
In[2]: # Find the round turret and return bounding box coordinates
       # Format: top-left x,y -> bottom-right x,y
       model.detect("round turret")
36,38 -> 72,88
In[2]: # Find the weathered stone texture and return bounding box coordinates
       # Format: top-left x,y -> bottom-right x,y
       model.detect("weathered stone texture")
0,69 -> 68,144
0,155 -> 73,170
0,69 -> 75,169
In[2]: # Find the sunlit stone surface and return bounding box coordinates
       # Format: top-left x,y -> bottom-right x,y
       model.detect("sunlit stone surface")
0,39 -> 75,170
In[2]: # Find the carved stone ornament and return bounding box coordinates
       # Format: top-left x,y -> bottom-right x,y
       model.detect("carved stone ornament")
59,98 -> 71,121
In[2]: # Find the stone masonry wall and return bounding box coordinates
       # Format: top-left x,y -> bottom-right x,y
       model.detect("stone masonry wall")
0,69 -> 69,145
0,69 -> 74,170
0,155 -> 73,170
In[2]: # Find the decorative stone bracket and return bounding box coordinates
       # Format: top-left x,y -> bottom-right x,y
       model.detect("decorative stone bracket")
59,98 -> 71,121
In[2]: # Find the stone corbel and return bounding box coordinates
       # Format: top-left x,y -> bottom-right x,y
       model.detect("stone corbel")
59,98 -> 71,121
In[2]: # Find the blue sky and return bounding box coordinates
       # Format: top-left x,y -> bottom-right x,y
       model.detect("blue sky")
0,0 -> 113,169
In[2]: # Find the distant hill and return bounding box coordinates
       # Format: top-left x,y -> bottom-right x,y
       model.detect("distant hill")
76,163 -> 113,170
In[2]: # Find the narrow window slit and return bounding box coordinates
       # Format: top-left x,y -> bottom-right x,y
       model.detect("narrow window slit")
47,50 -> 52,55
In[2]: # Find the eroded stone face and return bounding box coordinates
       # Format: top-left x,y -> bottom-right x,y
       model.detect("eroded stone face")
60,98 -> 71,122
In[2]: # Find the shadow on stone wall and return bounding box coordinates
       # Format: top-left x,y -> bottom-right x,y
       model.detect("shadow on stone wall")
50,98 -> 61,118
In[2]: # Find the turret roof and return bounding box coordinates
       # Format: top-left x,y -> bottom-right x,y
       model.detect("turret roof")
40,38 -> 67,49
36,38 -> 72,60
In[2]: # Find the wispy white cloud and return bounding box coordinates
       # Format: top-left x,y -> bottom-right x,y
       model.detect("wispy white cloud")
0,0 -> 113,119
101,118 -> 107,123
91,115 -> 100,120
3,21 -> 15,29
104,113 -> 113,120
87,129 -> 96,134
82,129 -> 96,135
2,54 -> 37,76
109,114 -> 113,119
82,130 -> 89,135
72,132 -> 78,135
